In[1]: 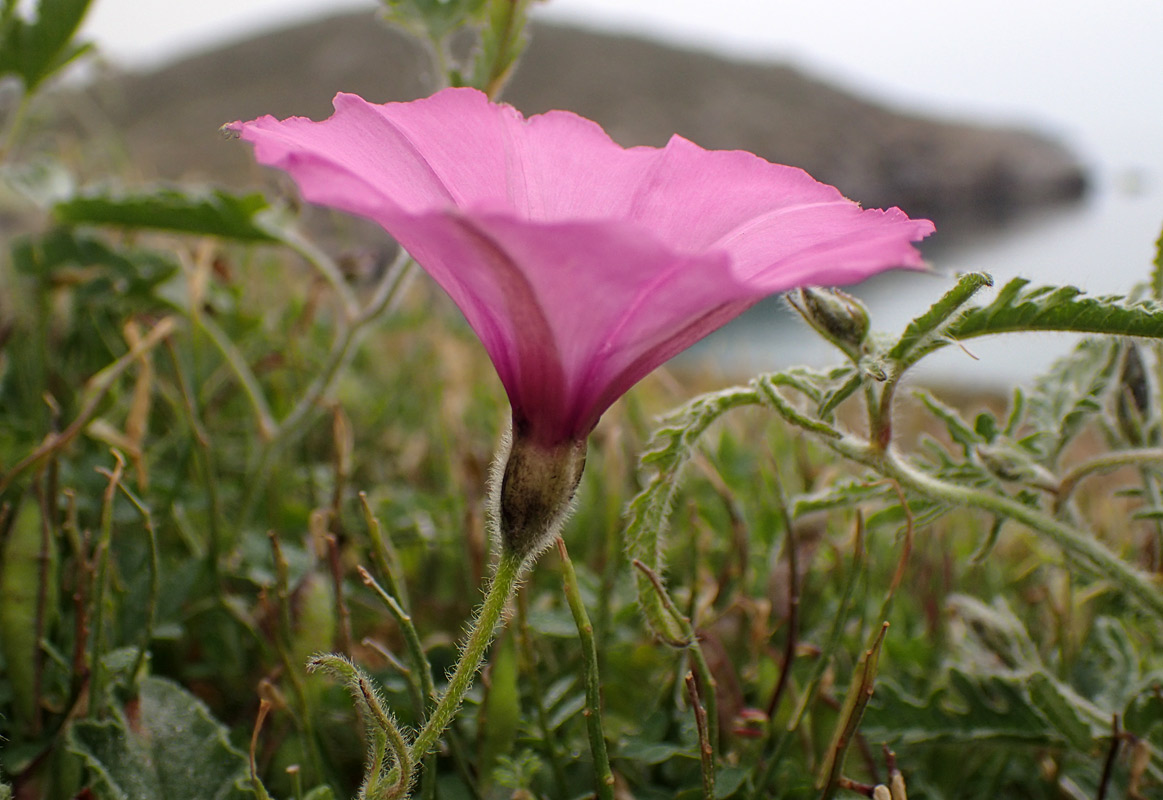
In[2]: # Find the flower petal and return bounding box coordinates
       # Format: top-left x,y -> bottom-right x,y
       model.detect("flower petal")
231,88 -> 935,445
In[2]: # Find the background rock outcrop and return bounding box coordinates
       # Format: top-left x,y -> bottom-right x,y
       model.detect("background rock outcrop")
71,11 -> 1086,234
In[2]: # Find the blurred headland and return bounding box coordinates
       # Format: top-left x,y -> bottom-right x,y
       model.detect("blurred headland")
65,10 -> 1086,240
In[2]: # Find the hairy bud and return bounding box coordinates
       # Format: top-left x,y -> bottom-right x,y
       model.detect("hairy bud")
788,287 -> 870,357
490,427 -> 587,562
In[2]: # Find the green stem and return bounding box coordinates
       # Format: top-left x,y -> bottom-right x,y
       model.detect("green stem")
684,673 -> 715,800
360,567 -> 436,705
268,533 -> 325,783
165,342 -> 224,594
407,548 -> 525,765
831,436 -> 1163,621
194,313 -> 277,440
556,539 -> 615,800
1054,447 -> 1163,510
240,257 -> 414,523
360,507 -> 479,799
88,456 -> 125,717
631,560 -> 719,758
752,514 -> 866,799
0,91 -> 31,161
269,224 -> 360,321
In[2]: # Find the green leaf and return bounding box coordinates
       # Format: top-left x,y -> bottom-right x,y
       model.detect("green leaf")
625,384 -> 759,642
616,737 -> 694,765
66,677 -> 253,800
11,229 -> 179,320
816,368 -> 864,419
380,0 -> 488,44
546,692 -> 585,731
914,389 -> 984,453
470,0 -> 534,94
0,0 -> 93,91
949,278 -> 1163,342
302,787 -> 337,800
714,765 -> 749,799
793,480 -> 896,516
1022,337 -> 1121,463
1025,672 -> 1099,751
54,188 -> 281,243
865,669 -> 1063,747
887,271 -> 993,362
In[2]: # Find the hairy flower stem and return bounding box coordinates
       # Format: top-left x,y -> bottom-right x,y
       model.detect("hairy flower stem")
556,539 -> 616,800
407,549 -> 525,769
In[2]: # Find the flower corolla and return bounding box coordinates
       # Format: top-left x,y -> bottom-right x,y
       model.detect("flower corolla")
230,88 -> 932,447
230,88 -> 933,555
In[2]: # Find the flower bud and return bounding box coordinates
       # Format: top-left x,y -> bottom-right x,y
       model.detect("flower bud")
491,428 -> 587,562
789,287 -> 870,356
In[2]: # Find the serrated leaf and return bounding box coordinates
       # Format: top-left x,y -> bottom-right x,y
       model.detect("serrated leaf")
1023,337 -> 1121,463
792,480 -> 895,516
949,278 -> 1163,341
1081,617 -> 1141,709
1026,672 -> 1099,751
865,670 -> 1063,747
625,384 -> 759,642
66,676 -> 253,800
887,271 -> 993,362
0,0 -> 93,91
947,595 -> 1039,671
816,368 -> 863,419
914,389 -> 983,453
54,188 -> 280,243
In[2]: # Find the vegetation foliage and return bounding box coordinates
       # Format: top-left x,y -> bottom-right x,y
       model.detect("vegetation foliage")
1,1 -> 1162,799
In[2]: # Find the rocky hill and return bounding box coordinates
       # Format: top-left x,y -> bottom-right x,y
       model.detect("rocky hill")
72,11 -> 1086,234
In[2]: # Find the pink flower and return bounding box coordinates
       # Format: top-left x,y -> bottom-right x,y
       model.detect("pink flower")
230,88 -> 933,449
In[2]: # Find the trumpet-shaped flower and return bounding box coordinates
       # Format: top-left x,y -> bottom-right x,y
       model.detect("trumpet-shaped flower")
231,88 -> 933,554
231,88 -> 932,450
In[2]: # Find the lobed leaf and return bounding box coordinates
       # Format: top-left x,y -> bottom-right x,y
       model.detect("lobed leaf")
66,677 -> 253,800
866,669 -> 1066,747
949,278 -> 1163,341
624,385 -> 759,642
887,271 -> 993,362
